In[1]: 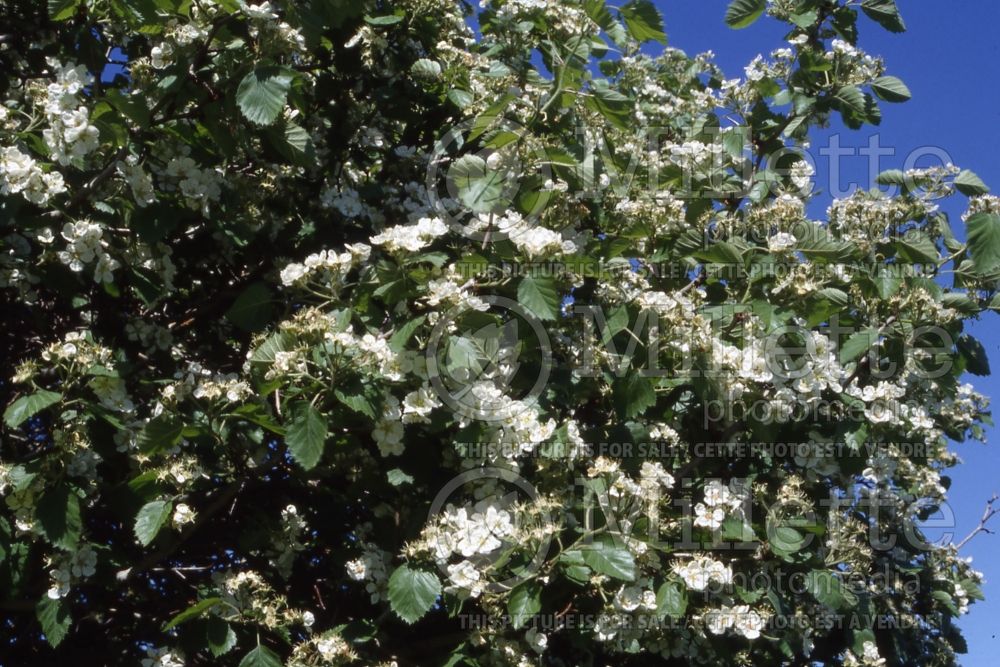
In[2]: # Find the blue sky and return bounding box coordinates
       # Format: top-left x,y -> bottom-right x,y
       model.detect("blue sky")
650,2 -> 1000,662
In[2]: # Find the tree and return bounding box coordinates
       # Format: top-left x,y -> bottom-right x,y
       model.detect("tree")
0,0 -> 995,664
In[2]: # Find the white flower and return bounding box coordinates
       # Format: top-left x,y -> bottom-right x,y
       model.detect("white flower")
346,558 -> 368,581
693,502 -> 726,530
526,627 -> 548,653
768,232 -> 797,253
733,605 -> 765,639
142,646 -> 185,667
373,419 -> 404,456
241,1 -> 278,19
705,606 -> 735,634
280,262 -> 308,286
446,560 -> 484,597
70,545 -> 97,577
172,503 -> 197,528
401,386 -> 441,424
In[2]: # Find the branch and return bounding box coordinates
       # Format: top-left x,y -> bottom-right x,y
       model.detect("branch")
955,493 -> 1000,550
116,479 -> 243,582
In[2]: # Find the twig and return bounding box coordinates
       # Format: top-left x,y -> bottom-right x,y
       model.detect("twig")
956,494 -> 1000,550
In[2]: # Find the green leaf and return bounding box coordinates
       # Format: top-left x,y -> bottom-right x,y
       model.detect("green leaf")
163,597 -> 223,631
236,66 -> 294,126
840,327 -> 879,365
364,13 -> 404,25
582,543 -> 636,581
36,485 -> 82,550
229,403 -> 286,435
861,0 -> 906,33
238,644 -> 283,667
656,580 -> 688,618
137,414 -> 184,454
966,212 -> 1000,273
134,499 -> 173,547
48,0 -> 79,20
876,169 -> 907,186
805,570 -> 858,610
207,617 -> 238,657
958,334 -> 990,376
447,89 -> 474,109
517,274 -> 560,320
285,402 -> 328,470
450,155 -> 505,213
955,169 -> 990,196
725,0 -> 766,29
507,582 -> 542,629
612,374 -> 656,420
225,282 -> 275,332
388,565 -> 441,624
4,390 -> 62,428
37,597 -> 71,647
619,0 -> 666,43
411,58 -> 442,79
586,81 -> 632,129
871,76 -> 911,103
269,121 -> 314,165
334,385 -> 379,419
833,86 -> 866,114
389,315 -> 426,352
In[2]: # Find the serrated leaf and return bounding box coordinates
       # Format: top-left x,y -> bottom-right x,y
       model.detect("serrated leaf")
225,282 -> 274,332
840,327 -> 879,365
834,85 -> 866,114
388,565 -> 441,624
612,374 -> 656,420
871,75 -> 911,103
236,66 -> 294,126
447,89 -> 474,109
137,414 -> 184,454
582,543 -> 636,581
285,402 -> 328,470
955,169 -> 990,196
36,484 -> 82,551
620,0 -> 666,43
389,315 -> 426,352
37,597 -> 71,647
966,212 -> 1000,273
861,0 -> 906,33
508,582 -> 542,629
334,387 -> 378,419
4,390 -> 62,428
517,274 -> 560,320
725,0 -> 766,29
163,597 -> 223,630
958,334 -> 990,376
134,499 -> 173,547
411,58 -> 442,79
207,617 -> 238,657
656,580 -> 688,618
876,169 -> 906,187
450,155 -> 506,213
238,644 -> 283,667
805,570 -> 858,610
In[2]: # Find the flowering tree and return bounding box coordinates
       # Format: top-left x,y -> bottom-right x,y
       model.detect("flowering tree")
2,0 -> 998,664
